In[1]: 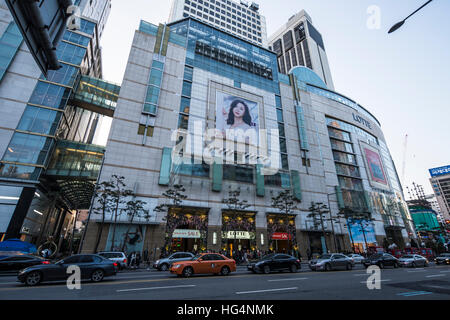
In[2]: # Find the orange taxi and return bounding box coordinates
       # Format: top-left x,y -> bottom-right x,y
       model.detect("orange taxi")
169,253 -> 236,277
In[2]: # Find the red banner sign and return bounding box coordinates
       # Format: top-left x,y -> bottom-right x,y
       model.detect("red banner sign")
271,232 -> 292,240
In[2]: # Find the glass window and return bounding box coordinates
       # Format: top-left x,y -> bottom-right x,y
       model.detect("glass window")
17,106 -> 62,135
152,60 -> 164,70
178,114 -> 189,129
3,132 -> 53,165
80,255 -> 95,263
184,65 -> 194,81
182,81 -> 192,97
41,63 -> 78,87
276,108 -> 283,122
145,86 -> 160,104
148,68 -> 163,86
57,41 -> 86,65
29,82 -> 71,109
180,97 -> 190,113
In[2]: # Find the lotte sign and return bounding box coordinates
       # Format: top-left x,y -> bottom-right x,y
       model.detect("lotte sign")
271,232 -> 292,240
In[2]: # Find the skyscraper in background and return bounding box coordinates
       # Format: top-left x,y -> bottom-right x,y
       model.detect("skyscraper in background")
0,0 -> 117,248
429,166 -> 450,222
268,10 -> 334,90
169,0 -> 267,47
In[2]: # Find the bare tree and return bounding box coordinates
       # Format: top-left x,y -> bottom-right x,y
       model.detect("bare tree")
271,190 -> 299,252
222,189 -> 251,253
307,202 -> 330,253
109,175 -> 134,251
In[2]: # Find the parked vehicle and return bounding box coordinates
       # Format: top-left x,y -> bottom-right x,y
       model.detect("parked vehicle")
247,254 -> 301,274
170,253 -> 236,277
97,252 -> 127,270
346,254 -> 365,265
435,253 -> 450,265
0,254 -> 50,273
18,254 -> 117,286
398,254 -> 429,268
363,253 -> 398,269
309,253 -> 353,271
153,252 -> 195,271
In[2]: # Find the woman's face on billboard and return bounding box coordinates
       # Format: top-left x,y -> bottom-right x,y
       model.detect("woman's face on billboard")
233,102 -> 246,119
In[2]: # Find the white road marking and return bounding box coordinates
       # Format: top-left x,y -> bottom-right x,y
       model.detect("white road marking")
426,274 -> 445,278
116,284 -> 196,293
360,279 -> 391,284
439,270 -> 450,273
268,278 -> 308,282
236,287 -> 298,295
353,274 -> 369,276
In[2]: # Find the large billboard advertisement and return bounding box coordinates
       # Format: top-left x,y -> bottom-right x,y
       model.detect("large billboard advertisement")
215,91 -> 259,140
360,141 -> 388,189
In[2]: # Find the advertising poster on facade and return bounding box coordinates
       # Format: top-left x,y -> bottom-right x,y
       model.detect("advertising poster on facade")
360,141 -> 389,189
105,224 -> 146,254
347,219 -> 377,244
215,91 -> 259,143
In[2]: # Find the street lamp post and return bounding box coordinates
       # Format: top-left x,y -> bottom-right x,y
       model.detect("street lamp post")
388,0 -> 433,34
326,193 -> 339,253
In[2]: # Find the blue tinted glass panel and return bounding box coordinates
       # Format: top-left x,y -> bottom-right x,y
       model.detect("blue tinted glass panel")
29,82 -> 71,109
152,60 -> 164,70
17,106 -> 62,135
182,81 -> 192,97
145,85 -> 160,104
149,68 -> 163,86
0,22 -> 23,82
3,133 -> 53,165
41,63 -> 78,87
62,31 -> 91,47
56,42 -> 86,65
0,164 -> 41,180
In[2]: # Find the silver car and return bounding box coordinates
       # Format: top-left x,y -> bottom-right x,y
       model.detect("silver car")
347,254 -> 365,264
398,254 -> 429,268
97,252 -> 127,270
153,252 -> 194,271
309,253 -> 354,271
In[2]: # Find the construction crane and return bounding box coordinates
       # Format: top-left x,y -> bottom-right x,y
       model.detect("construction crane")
401,134 -> 408,185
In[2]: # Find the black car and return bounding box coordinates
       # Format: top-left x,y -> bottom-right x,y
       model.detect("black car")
435,253 -> 450,265
18,254 -> 117,286
0,254 -> 50,273
363,253 -> 399,269
247,254 -> 301,274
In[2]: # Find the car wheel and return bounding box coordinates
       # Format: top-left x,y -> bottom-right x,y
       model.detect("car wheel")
182,267 -> 193,278
220,266 -> 230,276
290,264 -> 298,273
324,263 -> 331,272
346,263 -> 352,270
263,265 -> 270,274
378,262 -> 384,269
25,271 -> 42,286
424,261 -> 429,267
394,262 -> 398,268
91,269 -> 105,282
412,262 -> 417,268
160,264 -> 169,271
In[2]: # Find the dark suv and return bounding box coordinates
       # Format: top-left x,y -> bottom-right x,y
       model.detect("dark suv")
363,253 -> 399,269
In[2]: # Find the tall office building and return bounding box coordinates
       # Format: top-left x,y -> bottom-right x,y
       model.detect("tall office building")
0,0 -> 117,247
268,10 -> 334,90
429,166 -> 450,222
169,0 -> 268,47
81,15 -> 414,257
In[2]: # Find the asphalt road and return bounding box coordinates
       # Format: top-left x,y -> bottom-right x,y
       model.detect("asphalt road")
0,263 -> 449,300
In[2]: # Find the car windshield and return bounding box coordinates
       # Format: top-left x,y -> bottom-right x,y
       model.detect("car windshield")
319,254 -> 332,259
191,254 -> 202,261
440,253 -> 450,257
402,255 -> 414,258
261,254 -> 275,260
369,254 -> 383,259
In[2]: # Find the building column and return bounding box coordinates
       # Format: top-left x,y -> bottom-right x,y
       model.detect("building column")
5,187 -> 36,240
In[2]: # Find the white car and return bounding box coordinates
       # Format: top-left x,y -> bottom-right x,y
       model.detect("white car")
346,254 -> 365,264
97,252 -> 127,270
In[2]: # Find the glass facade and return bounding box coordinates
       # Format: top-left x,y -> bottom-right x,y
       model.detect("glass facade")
0,22 -> 23,82
0,19 -> 96,181
169,19 -> 279,94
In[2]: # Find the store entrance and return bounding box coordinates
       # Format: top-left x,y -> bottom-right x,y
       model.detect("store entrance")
272,240 -> 292,253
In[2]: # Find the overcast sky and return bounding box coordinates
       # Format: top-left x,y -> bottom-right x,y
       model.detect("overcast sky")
99,0 -> 450,197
